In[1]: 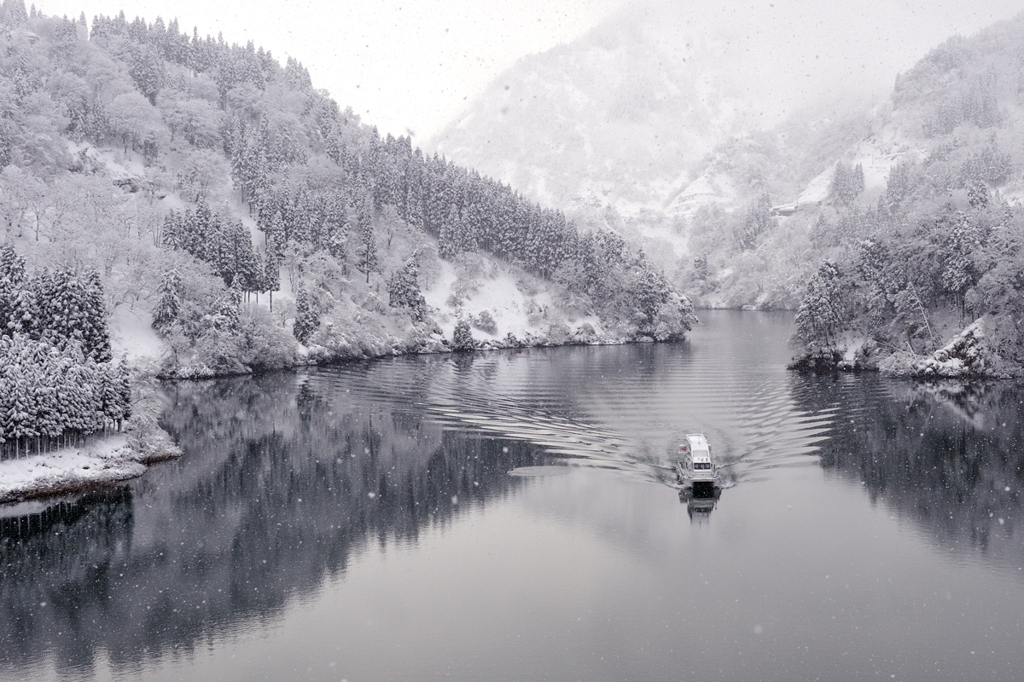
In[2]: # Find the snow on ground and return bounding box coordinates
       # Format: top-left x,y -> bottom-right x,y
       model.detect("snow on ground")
665,169 -> 739,216
110,304 -> 164,363
0,436 -> 146,504
67,141 -> 146,181
421,258 -> 459,335
912,319 -> 988,378
798,124 -> 926,204
423,257 -> 532,340
996,181 -> 1024,207
422,255 -> 603,342
457,269 -> 548,341
796,164 -> 834,205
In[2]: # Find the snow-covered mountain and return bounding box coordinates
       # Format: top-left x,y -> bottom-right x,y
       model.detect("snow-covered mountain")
436,5 -> 1024,316
430,0 -> 961,220
435,8 -> 762,213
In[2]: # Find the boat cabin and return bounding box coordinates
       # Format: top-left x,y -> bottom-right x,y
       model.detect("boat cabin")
677,433 -> 716,485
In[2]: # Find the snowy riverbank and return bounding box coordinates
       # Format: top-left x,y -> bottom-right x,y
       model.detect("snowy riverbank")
156,323 -> 669,380
0,437 -> 145,504
0,387 -> 182,505
791,317 -> 1022,380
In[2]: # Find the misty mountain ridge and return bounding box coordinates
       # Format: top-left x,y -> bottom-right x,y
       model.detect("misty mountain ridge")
437,7 -> 1024,323
431,1 -> 902,218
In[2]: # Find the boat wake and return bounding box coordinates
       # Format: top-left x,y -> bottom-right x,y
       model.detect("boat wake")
306,346 -> 843,494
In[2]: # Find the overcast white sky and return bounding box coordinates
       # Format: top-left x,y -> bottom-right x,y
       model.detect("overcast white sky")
32,0 -> 1024,143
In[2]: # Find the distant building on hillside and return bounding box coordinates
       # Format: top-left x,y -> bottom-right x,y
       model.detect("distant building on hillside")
770,203 -> 799,217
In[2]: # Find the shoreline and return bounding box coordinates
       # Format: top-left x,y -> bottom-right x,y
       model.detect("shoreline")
6,316 -> 1015,507
0,381 -> 182,506
0,433 -> 180,505
156,327 -> 684,380
788,319 -> 1024,381
0,335 -> 649,505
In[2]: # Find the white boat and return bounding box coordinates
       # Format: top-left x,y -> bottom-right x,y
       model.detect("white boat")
675,433 -> 717,487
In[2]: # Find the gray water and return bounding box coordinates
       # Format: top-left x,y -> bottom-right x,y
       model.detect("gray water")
2,310 -> 1024,681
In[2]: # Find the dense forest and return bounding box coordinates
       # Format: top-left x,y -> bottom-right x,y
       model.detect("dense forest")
0,0 -> 695,382
8,0 -> 1023,390
787,21 -> 1024,376
626,15 -> 1024,376
0,243 -> 131,459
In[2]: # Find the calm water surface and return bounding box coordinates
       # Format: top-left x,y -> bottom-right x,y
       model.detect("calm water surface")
2,310 -> 1024,681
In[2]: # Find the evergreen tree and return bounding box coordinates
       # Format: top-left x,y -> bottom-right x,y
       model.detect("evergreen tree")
1,0 -> 28,25
263,228 -> 282,311
829,162 -> 865,205
938,210 -> 979,317
81,269 -> 112,362
292,285 -> 318,344
152,270 -> 184,332
354,196 -> 377,283
0,243 -> 27,335
228,220 -> 262,292
387,259 -> 426,321
116,361 -> 132,427
967,180 -> 989,209
0,334 -> 130,458
629,264 -> 671,335
885,162 -> 914,209
794,261 -> 848,360
693,254 -> 709,280
327,220 -> 348,263
735,192 -> 776,251
210,285 -> 241,332
32,266 -> 111,362
162,210 -> 183,250
128,43 -> 165,105
438,205 -> 461,259
452,318 -> 474,351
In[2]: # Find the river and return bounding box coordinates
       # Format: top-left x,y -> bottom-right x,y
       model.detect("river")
1,310 -> 1023,681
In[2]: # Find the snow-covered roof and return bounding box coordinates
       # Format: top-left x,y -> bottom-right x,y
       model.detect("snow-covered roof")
686,433 -> 711,456
686,433 -> 708,446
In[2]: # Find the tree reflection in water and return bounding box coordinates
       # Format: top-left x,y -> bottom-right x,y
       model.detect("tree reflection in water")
0,369 -> 542,678
793,374 -> 1024,568
3,352 -> 1022,679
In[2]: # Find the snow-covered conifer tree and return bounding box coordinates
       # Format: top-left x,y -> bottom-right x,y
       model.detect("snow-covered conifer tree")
387,259 -> 426,321
292,285 -> 318,344
152,270 -> 184,332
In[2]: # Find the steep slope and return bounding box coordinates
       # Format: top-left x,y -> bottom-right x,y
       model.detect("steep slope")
434,6 -> 783,214
0,5 -> 696,382
432,2 -> 1024,316
431,0 -> 975,218
435,20 -> 738,212
784,15 -> 1024,374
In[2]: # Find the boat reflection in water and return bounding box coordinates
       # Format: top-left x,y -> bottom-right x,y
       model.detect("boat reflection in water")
678,481 -> 722,522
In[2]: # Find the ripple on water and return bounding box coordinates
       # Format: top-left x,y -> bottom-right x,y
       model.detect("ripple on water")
307,312 -> 837,488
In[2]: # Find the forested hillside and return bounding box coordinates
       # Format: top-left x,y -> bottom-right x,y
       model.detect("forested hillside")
788,16 -> 1024,376
0,1 -> 694,380
432,1 -> 1024,336
429,2 -> 910,310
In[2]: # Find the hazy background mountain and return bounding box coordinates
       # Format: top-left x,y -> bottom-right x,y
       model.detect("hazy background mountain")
433,4 -> 1024,328
431,0 -> 1013,213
